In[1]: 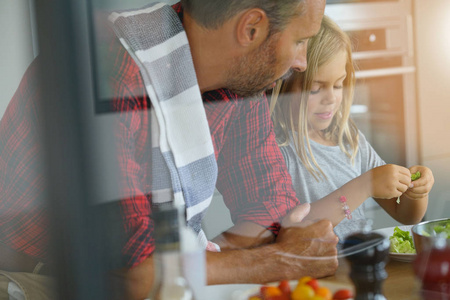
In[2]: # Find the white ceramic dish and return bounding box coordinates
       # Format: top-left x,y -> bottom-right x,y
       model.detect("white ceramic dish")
231,279 -> 353,300
372,225 -> 416,262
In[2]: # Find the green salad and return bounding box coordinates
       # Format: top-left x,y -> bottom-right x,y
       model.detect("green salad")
411,171 -> 421,181
421,220 -> 450,239
389,226 -> 416,254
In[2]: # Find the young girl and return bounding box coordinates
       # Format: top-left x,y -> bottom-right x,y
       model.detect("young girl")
270,15 -> 434,240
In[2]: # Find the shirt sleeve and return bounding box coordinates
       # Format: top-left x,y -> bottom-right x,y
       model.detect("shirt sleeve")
358,130 -> 386,173
0,57 -> 51,261
204,90 -> 300,235
110,40 -> 155,268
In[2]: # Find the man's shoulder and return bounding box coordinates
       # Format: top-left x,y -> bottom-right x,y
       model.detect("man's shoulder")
109,39 -> 141,80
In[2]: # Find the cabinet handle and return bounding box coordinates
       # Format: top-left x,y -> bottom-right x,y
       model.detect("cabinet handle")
355,66 -> 415,79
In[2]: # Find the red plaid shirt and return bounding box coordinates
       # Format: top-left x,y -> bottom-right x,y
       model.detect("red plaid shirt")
110,3 -> 299,267
0,58 -> 51,262
0,3 -> 299,267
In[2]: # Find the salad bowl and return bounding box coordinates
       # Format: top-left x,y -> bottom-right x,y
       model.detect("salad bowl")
411,218 -> 450,253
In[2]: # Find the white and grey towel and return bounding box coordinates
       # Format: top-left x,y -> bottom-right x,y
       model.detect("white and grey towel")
109,2 -> 219,251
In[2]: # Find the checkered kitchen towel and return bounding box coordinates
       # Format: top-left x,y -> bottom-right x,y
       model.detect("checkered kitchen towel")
109,2 -> 219,251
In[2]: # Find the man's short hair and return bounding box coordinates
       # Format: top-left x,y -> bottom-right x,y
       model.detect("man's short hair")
180,0 -> 305,35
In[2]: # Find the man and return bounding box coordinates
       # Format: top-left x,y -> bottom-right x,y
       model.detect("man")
108,0 -> 337,299
0,0 -> 338,299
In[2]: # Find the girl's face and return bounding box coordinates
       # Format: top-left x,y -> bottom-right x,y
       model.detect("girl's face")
293,49 -> 347,137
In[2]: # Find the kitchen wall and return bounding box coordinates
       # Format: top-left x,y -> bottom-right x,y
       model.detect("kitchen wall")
413,0 -> 450,220
0,0 -> 36,119
0,0 -> 178,119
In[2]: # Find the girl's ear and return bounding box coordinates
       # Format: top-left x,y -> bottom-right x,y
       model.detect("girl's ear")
235,8 -> 269,47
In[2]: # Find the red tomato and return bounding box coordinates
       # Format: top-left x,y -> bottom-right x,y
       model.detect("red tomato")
316,286 -> 332,300
278,280 -> 291,296
265,295 -> 290,300
260,286 -> 282,299
333,289 -> 353,300
306,278 -> 320,291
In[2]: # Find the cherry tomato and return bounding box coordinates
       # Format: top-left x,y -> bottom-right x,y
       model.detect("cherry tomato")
333,289 -> 353,300
298,276 -> 313,285
291,284 -> 315,300
260,286 -> 282,298
278,280 -> 291,296
264,294 -> 290,300
306,278 -> 320,291
316,286 -> 332,300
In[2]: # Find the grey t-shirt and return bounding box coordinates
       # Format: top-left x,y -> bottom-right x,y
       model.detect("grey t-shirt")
279,131 -> 385,241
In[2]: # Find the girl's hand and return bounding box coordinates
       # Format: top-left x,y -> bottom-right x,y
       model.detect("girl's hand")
403,165 -> 434,200
364,164 -> 412,199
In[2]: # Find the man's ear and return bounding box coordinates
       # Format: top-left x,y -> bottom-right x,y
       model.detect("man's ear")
236,8 -> 269,47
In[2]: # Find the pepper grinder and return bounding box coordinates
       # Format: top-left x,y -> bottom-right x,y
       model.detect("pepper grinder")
342,228 -> 390,300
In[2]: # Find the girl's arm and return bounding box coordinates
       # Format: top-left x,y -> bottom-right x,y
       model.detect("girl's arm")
302,164 -> 415,225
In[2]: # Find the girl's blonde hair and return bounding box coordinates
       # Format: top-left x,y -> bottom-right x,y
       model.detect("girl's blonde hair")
270,15 -> 359,181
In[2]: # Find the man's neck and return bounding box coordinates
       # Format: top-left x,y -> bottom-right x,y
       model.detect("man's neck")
183,13 -> 237,93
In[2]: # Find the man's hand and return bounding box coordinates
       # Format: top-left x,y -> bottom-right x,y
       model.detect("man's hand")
207,204 -> 338,284
274,203 -> 339,279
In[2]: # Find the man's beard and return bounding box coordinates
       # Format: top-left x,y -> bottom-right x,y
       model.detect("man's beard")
225,34 -> 288,98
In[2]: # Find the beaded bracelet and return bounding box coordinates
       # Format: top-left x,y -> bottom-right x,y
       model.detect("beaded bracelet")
339,196 -> 352,220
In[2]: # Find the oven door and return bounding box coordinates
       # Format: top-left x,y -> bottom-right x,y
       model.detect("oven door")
351,65 -> 417,167
326,0 -> 418,167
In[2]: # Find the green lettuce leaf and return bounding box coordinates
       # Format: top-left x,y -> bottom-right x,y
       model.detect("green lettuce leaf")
389,226 -> 416,254
411,171 -> 421,181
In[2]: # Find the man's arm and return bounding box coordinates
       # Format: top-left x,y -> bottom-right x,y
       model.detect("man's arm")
208,204 -> 338,284
113,215 -> 337,300
108,43 -> 158,300
212,221 -> 274,250
109,256 -> 155,300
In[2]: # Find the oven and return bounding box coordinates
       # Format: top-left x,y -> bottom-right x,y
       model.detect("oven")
325,0 -> 418,167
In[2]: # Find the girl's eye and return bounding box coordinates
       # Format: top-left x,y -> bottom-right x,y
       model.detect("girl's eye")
310,88 -> 320,95
334,85 -> 343,90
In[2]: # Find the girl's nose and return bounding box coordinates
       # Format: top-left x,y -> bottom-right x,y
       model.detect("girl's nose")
322,87 -> 337,104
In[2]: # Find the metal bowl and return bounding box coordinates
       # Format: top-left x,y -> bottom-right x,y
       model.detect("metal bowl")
411,218 -> 450,253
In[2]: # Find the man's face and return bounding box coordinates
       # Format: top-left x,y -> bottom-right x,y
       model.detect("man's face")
225,0 -> 325,98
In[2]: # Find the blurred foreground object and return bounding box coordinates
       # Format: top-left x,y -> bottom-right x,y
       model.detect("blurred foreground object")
413,235 -> 450,300
150,204 -> 204,300
343,230 -> 390,300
